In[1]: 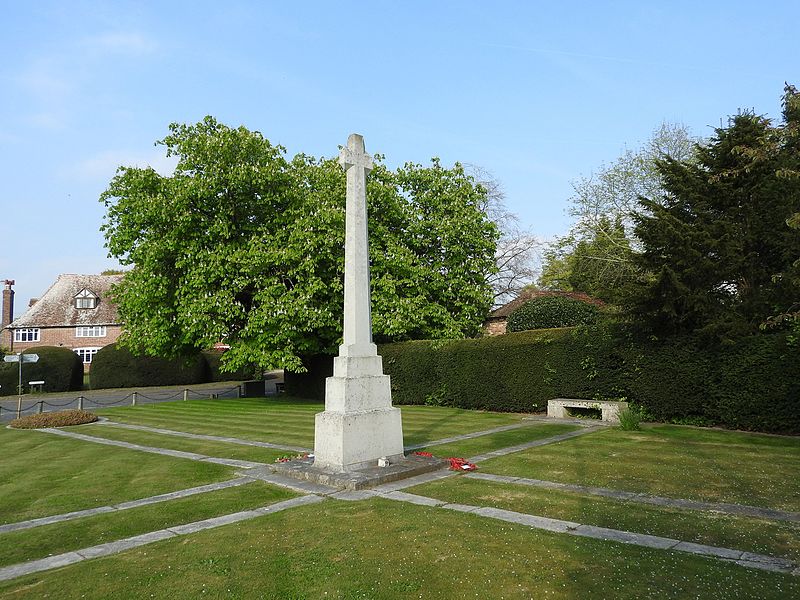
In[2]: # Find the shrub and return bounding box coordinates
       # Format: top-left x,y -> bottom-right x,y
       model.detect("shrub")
618,407 -> 642,431
379,327 -> 800,434
0,346 -> 83,396
90,344 -> 208,389
10,409 -> 98,429
507,296 -> 599,332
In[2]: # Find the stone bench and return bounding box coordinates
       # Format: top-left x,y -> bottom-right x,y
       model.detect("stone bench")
547,398 -> 628,423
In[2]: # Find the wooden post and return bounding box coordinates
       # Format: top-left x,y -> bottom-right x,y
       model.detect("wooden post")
131,391 -> 137,406
183,389 -> 189,401
78,396 -> 84,410
16,396 -> 22,419
37,401 -> 43,414
237,385 -> 241,398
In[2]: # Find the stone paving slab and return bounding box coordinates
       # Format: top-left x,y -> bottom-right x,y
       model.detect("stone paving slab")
77,530 -> 177,559
0,477 -> 255,534
0,552 -> 85,581
474,507 -> 581,533
468,426 -> 604,462
673,541 -> 743,560
201,457 -> 264,469
370,469 -> 454,493
0,495 -> 323,582
330,490 -> 379,501
441,503 -> 480,513
98,420 -> 310,453
379,491 -> 445,507
572,524 -> 680,549
243,467 -> 339,495
465,472 -> 800,523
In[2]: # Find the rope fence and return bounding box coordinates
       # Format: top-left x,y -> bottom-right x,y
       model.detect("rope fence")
0,384 -> 246,421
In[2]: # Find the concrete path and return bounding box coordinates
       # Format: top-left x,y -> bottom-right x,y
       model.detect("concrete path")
98,420 -> 309,453
0,495 -> 323,582
38,428 -> 266,469
0,477 -> 255,534
466,473 -> 800,523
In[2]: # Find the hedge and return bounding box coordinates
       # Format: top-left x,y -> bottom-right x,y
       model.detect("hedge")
378,327 -> 800,434
507,295 -> 599,332
90,344 -> 208,389
0,346 -> 83,396
284,354 -> 334,401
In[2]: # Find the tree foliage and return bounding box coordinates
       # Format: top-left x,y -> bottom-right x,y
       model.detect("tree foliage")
100,117 -> 498,372
629,86 -> 800,338
540,123 -> 696,302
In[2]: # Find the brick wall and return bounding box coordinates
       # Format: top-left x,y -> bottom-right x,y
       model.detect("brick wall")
9,325 -> 123,371
482,318 -> 507,336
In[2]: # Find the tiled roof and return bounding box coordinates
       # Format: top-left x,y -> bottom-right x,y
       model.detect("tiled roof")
488,289 -> 604,319
6,274 -> 123,328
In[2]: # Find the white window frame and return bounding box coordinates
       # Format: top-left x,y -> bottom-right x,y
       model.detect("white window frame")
76,326 -> 107,338
74,289 -> 98,310
14,328 -> 40,342
74,347 -> 101,364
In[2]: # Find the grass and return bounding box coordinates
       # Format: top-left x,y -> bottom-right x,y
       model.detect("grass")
0,427 -> 232,524
2,400 -> 798,598
69,424 -> 292,464
0,481 -> 295,568
95,398 -> 527,448
409,476 -> 800,562
0,498 -> 796,599
479,424 -> 800,511
411,422 -> 580,458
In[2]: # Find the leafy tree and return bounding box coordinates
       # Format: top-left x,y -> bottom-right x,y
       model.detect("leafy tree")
539,216 -> 635,304
540,123 -> 696,301
100,117 -> 498,372
629,87 -> 800,338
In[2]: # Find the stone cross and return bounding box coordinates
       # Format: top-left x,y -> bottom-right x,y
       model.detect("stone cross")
338,134 -> 376,360
313,133 -> 405,472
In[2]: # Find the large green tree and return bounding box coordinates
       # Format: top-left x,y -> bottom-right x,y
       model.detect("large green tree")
100,117 -> 498,372
629,87 -> 800,338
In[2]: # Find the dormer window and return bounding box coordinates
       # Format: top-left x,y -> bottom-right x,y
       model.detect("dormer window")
74,288 -> 99,310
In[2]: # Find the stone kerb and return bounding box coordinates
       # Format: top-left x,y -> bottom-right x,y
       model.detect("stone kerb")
547,398 -> 628,423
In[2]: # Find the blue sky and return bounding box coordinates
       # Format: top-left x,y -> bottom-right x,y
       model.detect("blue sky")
1,1 -> 797,308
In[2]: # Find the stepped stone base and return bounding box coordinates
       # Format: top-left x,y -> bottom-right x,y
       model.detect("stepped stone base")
269,453 -> 447,491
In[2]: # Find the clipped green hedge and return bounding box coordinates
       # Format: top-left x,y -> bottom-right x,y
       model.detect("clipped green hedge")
90,343 -> 208,389
507,295 -> 599,332
379,327 -> 800,434
0,346 -> 83,395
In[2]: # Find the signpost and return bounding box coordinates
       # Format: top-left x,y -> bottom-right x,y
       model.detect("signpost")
3,353 -> 39,417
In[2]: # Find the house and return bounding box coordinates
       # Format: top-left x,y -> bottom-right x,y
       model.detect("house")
483,289 -> 604,336
2,274 -> 124,371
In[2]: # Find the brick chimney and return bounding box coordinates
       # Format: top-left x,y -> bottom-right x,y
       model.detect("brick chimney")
1,280 -> 13,330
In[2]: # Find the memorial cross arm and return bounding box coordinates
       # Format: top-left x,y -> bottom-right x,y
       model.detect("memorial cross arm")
339,134 -> 373,173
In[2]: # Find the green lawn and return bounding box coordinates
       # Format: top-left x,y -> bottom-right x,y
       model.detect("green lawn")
411,422 -> 580,458
0,498 -> 795,600
2,402 -> 798,598
479,425 -> 800,511
0,481 -> 295,568
409,476 -> 800,562
70,424 -> 291,464
0,427 -> 233,524
95,398 -> 527,448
